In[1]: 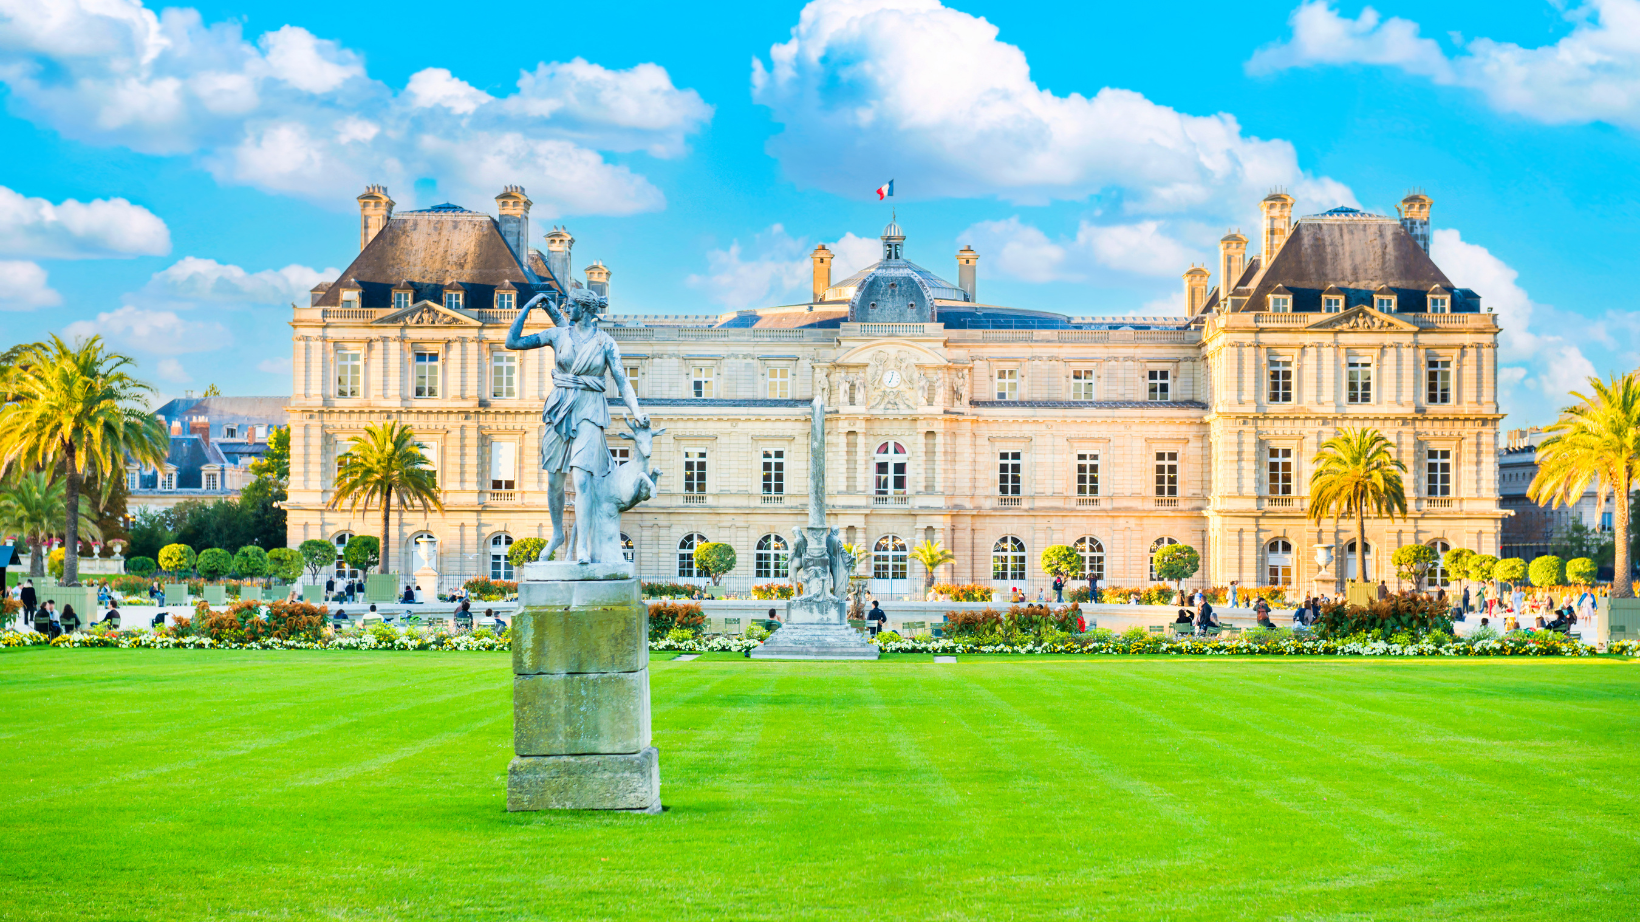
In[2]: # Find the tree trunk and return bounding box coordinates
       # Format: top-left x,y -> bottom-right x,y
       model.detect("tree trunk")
380,487 -> 393,575
1615,477 -> 1633,599
63,445 -> 81,586
1355,500 -> 1367,586
28,538 -> 43,577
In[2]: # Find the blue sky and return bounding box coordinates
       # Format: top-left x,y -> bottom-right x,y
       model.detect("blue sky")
2,0 -> 1637,427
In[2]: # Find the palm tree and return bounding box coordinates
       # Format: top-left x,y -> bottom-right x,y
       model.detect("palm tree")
0,471 -> 102,576
910,539 -> 956,592
1308,427 -> 1408,585
329,421 -> 443,574
1530,373 -> 1640,598
0,336 -> 167,585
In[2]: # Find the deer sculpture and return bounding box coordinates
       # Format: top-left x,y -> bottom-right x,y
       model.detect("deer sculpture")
568,416 -> 665,567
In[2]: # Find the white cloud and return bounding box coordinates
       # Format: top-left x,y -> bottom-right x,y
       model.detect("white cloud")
146,257 -> 336,304
752,0 -> 1350,217
685,228 -> 892,309
153,357 -> 189,383
829,232 -> 880,279
961,217 -> 1204,283
0,185 -> 170,258
256,357 -> 292,375
0,0 -> 712,215
0,259 -> 61,309
62,304 -> 230,353
1250,0 -> 1640,128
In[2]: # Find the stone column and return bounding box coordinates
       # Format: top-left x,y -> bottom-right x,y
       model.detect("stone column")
507,574 -> 660,812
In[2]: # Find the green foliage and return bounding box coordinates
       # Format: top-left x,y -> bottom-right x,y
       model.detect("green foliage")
266,548 -> 302,582
342,536 -> 380,573
1039,544 -> 1081,579
298,539 -> 334,581
328,421 -> 444,575
1391,544 -> 1437,588
641,581 -> 697,599
909,539 -> 956,586
647,601 -> 705,640
1152,543 -> 1200,587
931,583 -> 994,602
1307,427 -> 1409,584
507,537 -> 546,569
247,426 -> 290,486
126,556 -> 156,577
123,488 -> 285,563
1493,557 -> 1527,586
1530,372 -> 1640,597
693,542 -> 737,585
1550,520 -> 1614,564
1466,554 -> 1499,583
47,546 -> 64,579
1313,594 -> 1453,640
462,577 -> 516,601
872,630 -> 902,645
232,545 -> 269,580
751,583 -> 795,600
1444,547 -> 1474,582
1528,555 -> 1565,588
1567,557 -> 1598,585
195,548 -> 233,580
158,543 -> 196,575
942,605 -> 1083,643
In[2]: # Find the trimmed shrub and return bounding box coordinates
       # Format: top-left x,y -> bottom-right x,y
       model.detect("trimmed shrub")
1313,594 -> 1452,640
267,547 -> 303,582
1153,544 -> 1201,588
1528,555 -> 1565,588
693,542 -> 737,585
126,556 -> 157,577
507,537 -> 547,569
641,581 -> 697,599
233,546 -> 269,581
341,536 -> 379,574
195,548 -> 233,580
1567,557 -> 1598,585
158,543 -> 196,575
1493,557 -> 1528,587
647,601 -> 705,640
1039,544 -> 1081,579
48,547 -> 64,579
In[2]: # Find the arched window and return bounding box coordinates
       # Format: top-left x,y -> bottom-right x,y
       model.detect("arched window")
755,534 -> 789,579
332,532 -> 358,579
678,533 -> 706,578
1149,536 -> 1179,583
1074,536 -> 1105,580
992,536 -> 1026,582
490,533 -> 514,580
874,441 -> 908,496
1427,540 -> 1451,588
1266,539 -> 1293,586
1343,539 -> 1374,581
873,535 -> 908,580
620,533 -> 634,564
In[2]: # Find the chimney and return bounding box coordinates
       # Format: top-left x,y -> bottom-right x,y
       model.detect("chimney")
543,227 -> 575,288
810,244 -> 833,302
1182,266 -> 1210,314
585,261 -> 610,300
957,245 -> 979,301
169,420 -> 183,436
1260,191 -> 1294,264
1398,191 -> 1432,253
1218,230 -> 1248,300
495,185 -> 532,266
357,185 -> 393,250
189,419 -> 210,445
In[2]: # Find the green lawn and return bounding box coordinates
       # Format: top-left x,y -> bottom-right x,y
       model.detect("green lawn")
2,649 -> 1638,921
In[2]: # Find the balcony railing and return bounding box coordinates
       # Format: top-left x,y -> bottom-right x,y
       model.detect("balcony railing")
760,494 -> 785,504
481,490 -> 517,503
1154,497 -> 1180,508
682,494 -> 707,504
997,495 -> 1023,507
874,494 -> 910,506
1075,496 -> 1101,507
1263,495 -> 1303,509
1422,497 -> 1454,509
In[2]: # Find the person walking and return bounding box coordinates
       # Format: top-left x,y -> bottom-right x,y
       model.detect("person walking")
1052,575 -> 1064,603
1228,581 -> 1241,608
19,579 -> 37,629
1461,585 -> 1471,614
1087,572 -> 1099,606
1511,585 -> 1525,615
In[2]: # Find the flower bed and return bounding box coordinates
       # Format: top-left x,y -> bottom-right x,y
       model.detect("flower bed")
877,630 -> 1603,657
2,625 -> 509,652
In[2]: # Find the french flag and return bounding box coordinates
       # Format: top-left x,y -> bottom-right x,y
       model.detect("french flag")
876,180 -> 894,200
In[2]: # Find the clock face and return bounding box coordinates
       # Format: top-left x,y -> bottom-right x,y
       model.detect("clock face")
883,370 -> 902,387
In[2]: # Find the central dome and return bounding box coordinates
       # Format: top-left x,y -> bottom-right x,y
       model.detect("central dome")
821,218 -> 969,306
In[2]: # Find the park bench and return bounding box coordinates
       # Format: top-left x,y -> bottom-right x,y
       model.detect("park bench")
1171,623 -> 1194,637
1147,625 -> 1166,634
901,620 -> 927,636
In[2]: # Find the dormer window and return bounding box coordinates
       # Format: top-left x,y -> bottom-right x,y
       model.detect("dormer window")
1323,295 -> 1344,313
1374,288 -> 1397,312
444,290 -> 463,310
223,425 -> 238,439
341,290 -> 361,307
393,290 -> 410,310
496,291 -> 515,310
1268,295 -> 1291,313
1428,296 -> 1448,313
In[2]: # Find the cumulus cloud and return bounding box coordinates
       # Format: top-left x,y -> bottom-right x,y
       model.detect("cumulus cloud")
146,257 -> 337,305
62,305 -> 230,353
0,185 -> 170,258
0,0 -> 712,214
961,217 -> 1204,283
257,357 -> 292,375
1250,0 -> 1640,128
0,259 -> 61,309
752,0 -> 1350,217
685,227 -> 889,309
153,357 -> 190,383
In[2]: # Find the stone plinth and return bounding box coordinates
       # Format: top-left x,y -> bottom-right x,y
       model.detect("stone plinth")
507,575 -> 660,812
750,597 -> 880,660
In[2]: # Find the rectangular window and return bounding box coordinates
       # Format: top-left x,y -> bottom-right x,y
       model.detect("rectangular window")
336,349 -> 361,398
495,291 -> 515,310
1269,295 -> 1291,313
690,366 -> 714,399
223,425 -> 238,439
126,470 -> 138,491
1375,296 -> 1396,312
491,352 -> 516,399
1428,296 -> 1448,313
1267,447 -> 1293,496
997,451 -> 1022,496
766,366 -> 789,399
204,471 -> 219,491
1154,451 -> 1178,498
490,441 -> 517,490
1427,449 -> 1452,497
1347,359 -> 1372,404
762,449 -> 785,495
1323,295 -> 1344,313
1076,452 -> 1099,497
609,446 -> 630,464
444,291 -> 462,311
683,449 -> 708,494
1070,369 -> 1095,400
1147,369 -> 1171,402
161,471 -> 175,491
392,290 -> 410,311
624,364 -> 641,396
995,368 -> 1018,400
413,352 -> 440,398
1267,358 -> 1292,404
1426,356 -> 1452,405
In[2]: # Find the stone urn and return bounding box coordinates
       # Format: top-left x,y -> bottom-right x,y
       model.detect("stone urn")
1312,544 -> 1338,597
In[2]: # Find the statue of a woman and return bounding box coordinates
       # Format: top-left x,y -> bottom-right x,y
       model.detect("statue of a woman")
506,289 -> 647,564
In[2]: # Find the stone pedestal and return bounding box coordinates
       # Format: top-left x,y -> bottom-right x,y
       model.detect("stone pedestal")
507,575 -> 660,813
750,597 -> 880,660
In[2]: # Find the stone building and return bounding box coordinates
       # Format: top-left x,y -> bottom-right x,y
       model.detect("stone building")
282,187 -> 1504,595
127,396 -> 288,513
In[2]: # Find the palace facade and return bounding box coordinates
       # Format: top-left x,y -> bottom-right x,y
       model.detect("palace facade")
283,186 -> 1504,596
